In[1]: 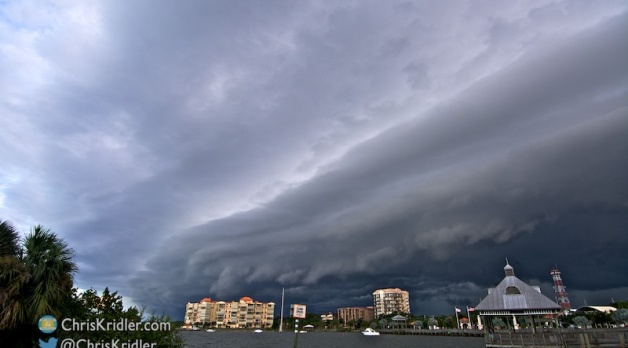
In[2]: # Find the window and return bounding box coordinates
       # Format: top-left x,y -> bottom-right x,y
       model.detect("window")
506,286 -> 521,295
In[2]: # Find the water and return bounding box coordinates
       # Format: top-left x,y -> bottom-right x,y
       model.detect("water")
181,330 -> 486,348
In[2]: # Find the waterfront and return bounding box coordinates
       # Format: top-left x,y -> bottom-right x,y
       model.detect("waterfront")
181,330 -> 486,348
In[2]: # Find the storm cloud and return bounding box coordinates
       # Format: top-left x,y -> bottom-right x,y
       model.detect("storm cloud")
1,1 -> 627,318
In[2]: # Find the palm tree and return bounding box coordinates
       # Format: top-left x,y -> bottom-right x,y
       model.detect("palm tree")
0,220 -> 27,329
428,317 -> 438,329
22,225 -> 77,318
0,223 -> 77,332
0,220 -> 20,257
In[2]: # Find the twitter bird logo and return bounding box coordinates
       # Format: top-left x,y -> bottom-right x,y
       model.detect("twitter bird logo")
39,337 -> 58,348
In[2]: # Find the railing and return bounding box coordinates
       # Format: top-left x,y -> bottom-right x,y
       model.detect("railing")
485,328 -> 628,348
486,332 -> 563,347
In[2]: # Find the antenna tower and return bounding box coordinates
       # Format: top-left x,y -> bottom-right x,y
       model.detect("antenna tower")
551,265 -> 571,311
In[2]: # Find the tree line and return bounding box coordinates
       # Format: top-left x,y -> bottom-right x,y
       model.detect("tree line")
0,220 -> 184,348
275,311 -> 471,331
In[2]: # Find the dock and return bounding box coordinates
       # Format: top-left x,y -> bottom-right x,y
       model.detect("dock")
379,328 -> 484,337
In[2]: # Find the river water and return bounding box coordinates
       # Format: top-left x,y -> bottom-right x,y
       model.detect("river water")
181,330 -> 486,348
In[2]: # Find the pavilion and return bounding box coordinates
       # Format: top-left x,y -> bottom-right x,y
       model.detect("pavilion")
475,261 -> 561,333
576,306 -> 617,314
390,314 -> 408,328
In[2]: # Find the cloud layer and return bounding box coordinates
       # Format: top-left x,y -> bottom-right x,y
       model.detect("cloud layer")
1,1 -> 627,317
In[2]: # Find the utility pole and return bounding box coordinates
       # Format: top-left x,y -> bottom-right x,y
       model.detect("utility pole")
279,288 -> 285,333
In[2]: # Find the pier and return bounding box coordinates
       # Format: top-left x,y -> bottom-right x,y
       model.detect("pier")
379,328 -> 484,337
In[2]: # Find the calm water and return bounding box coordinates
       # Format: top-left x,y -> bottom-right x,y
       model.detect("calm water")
181,330 -> 485,348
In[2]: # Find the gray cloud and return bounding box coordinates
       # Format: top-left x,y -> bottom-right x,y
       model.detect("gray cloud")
1,1 -> 626,318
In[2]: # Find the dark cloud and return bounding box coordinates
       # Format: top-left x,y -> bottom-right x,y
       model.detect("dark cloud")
130,11 -> 628,317
0,1 -> 626,319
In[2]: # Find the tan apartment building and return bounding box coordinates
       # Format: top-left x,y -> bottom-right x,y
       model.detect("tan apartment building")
338,306 -> 374,324
184,296 -> 275,329
372,288 -> 410,316
185,297 -> 213,324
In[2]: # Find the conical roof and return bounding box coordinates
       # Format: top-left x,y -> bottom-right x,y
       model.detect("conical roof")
476,263 -> 561,311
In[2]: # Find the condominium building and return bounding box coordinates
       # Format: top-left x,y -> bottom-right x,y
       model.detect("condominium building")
338,306 -> 374,324
185,297 -> 214,325
184,296 -> 275,329
372,288 -> 410,316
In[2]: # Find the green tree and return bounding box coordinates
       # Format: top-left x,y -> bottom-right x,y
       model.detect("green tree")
60,288 -> 184,348
443,316 -> 455,329
589,311 -> 612,327
0,224 -> 77,347
427,317 -> 438,329
517,316 -> 527,328
23,226 -> 76,315
492,318 -> 506,329
0,220 -> 24,326
573,316 -> 589,329
1,221 -> 183,347
0,220 -> 20,257
612,308 -> 628,325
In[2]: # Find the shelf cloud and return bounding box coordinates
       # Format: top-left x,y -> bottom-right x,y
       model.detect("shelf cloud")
1,1 -> 626,317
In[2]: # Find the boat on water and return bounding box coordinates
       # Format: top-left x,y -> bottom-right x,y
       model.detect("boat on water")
206,329 -> 216,332
191,326 -> 200,331
253,329 -> 263,333
299,330 -> 307,333
361,328 -> 380,336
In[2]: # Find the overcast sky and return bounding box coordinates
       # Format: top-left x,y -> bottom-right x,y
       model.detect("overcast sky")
1,1 -> 627,319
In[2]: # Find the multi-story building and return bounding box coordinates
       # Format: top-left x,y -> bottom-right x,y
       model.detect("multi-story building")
184,296 -> 275,329
372,288 -> 410,317
338,306 -> 374,324
184,297 -> 213,325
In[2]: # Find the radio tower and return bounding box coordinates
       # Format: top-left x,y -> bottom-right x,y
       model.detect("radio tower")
551,265 -> 571,311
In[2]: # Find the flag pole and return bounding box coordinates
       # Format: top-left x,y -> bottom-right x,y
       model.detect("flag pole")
279,288 -> 284,333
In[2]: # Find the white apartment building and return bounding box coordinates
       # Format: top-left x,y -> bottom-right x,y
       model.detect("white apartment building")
372,288 -> 410,317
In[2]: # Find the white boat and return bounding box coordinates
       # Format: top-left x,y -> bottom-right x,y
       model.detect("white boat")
362,328 -> 380,336
299,330 -> 307,333
191,326 -> 200,331
206,329 -> 216,332
253,329 -> 263,333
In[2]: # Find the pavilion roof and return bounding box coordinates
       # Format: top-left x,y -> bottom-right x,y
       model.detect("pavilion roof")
475,263 -> 561,312
576,306 -> 617,313
391,315 -> 407,321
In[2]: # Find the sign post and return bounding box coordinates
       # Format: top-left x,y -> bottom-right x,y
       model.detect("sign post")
291,304 -> 306,348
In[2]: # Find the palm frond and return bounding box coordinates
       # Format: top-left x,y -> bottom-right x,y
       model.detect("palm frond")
0,220 -> 20,258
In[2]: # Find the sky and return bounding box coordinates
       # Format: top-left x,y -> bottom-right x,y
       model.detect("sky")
1,0 -> 627,319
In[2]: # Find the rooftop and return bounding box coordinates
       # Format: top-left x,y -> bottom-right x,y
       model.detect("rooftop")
475,262 -> 561,312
